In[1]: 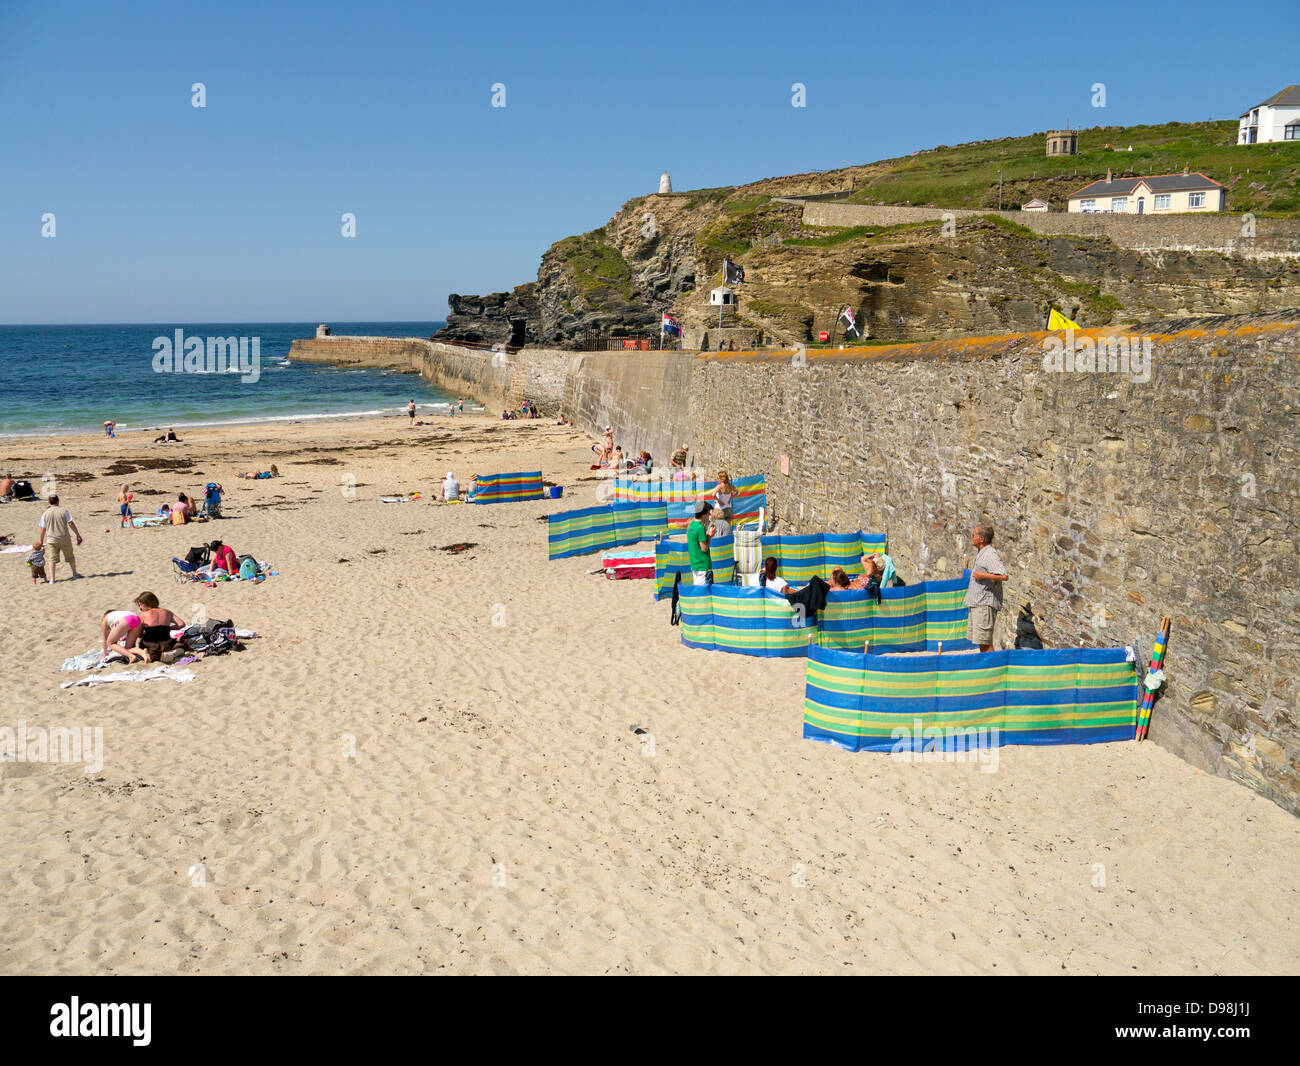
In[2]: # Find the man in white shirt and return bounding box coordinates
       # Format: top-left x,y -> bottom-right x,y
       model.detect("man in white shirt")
442,471 -> 460,502
37,494 -> 83,582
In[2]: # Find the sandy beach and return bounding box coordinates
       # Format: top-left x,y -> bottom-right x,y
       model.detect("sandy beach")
1,413 -> 1298,976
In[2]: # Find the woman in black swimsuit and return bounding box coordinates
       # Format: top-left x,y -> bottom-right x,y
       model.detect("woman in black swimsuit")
135,591 -> 187,661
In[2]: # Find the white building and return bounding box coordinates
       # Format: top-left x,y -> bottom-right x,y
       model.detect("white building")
1020,198 -> 1051,212
1238,85 -> 1300,145
1067,170 -> 1225,214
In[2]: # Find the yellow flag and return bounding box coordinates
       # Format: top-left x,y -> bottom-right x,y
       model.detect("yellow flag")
1047,308 -> 1080,330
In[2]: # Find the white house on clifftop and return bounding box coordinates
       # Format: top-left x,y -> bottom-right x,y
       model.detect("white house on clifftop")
1238,85 -> 1300,144
1067,169 -> 1225,213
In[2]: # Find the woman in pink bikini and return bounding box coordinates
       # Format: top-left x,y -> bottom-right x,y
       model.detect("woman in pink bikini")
101,609 -> 148,662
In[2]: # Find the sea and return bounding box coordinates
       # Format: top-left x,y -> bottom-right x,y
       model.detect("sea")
0,322 -> 463,437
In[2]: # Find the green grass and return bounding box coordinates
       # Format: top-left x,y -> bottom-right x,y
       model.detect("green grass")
695,200 -> 800,273
556,231 -> 636,307
785,225 -> 876,247
843,120 -> 1300,215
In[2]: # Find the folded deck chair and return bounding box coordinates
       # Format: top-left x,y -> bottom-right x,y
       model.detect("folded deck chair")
172,556 -> 203,583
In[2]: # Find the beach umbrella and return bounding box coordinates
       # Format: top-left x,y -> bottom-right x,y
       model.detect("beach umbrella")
1136,615 -> 1171,741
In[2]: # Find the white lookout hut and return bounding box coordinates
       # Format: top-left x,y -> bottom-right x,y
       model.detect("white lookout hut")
658,171 -> 672,194
709,286 -> 736,307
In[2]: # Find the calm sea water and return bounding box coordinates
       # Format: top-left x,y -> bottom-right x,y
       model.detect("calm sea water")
0,322 -> 463,437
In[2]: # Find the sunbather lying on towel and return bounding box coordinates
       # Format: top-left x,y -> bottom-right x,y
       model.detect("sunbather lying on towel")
236,465 -> 279,479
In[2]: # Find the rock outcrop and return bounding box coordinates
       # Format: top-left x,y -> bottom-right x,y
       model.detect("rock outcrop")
435,174 -> 1300,351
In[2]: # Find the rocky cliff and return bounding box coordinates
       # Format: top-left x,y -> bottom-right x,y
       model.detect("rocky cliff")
435,181 -> 1300,350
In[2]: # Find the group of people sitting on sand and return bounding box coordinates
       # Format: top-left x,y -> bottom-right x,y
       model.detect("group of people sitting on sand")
119,482 -> 225,526
759,552 -> 898,599
590,427 -> 655,475
101,592 -> 187,663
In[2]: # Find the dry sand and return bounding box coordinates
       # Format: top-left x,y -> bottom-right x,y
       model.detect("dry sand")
1,414 -> 1298,975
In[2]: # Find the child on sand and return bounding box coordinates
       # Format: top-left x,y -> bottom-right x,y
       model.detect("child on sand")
117,484 -> 134,528
27,547 -> 46,584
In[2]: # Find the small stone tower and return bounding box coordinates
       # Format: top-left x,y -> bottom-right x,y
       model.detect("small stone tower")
658,171 -> 672,194
1045,130 -> 1078,156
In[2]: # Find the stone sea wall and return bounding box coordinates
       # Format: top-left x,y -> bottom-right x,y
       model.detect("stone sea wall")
292,315 -> 1300,815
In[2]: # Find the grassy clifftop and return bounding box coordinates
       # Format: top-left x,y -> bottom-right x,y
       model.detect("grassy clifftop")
843,120 -> 1300,214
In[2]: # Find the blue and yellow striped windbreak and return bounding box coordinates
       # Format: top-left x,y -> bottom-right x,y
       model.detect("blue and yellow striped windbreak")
677,584 -> 817,657
652,535 -> 736,599
676,574 -> 973,657
818,572 -> 971,652
471,471 -> 544,504
546,502 -> 669,560
758,531 -> 888,583
803,643 -> 1139,752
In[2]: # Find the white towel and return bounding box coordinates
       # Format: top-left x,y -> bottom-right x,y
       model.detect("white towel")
61,664 -> 195,689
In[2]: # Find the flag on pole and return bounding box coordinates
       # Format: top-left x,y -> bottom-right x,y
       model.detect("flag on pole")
723,258 -> 745,285
1047,307 -> 1080,330
838,305 -> 860,338
661,313 -> 680,336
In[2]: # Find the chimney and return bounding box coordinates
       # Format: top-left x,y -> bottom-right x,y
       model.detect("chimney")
1106,168 -> 1112,183
1183,163 -> 1189,176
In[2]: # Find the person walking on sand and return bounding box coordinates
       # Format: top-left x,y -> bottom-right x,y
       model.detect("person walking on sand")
964,524 -> 1008,653
37,494 -> 83,582
408,399 -> 416,426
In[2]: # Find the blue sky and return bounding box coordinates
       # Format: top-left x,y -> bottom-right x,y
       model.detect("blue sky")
1,0 -> 1294,324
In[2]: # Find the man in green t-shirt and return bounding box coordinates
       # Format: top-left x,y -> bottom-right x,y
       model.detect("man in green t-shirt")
687,501 -> 713,585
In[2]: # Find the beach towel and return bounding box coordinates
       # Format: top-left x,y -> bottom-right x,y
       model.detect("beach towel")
0,544 -> 34,554
601,549 -> 656,580
60,664 -> 196,689
379,494 -> 422,503
60,648 -> 120,672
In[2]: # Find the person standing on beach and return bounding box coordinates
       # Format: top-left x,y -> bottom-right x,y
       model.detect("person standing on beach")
688,501 -> 713,586
408,399 -> 416,426
117,484 -> 133,528
964,524 -> 1008,652
37,494 -> 83,582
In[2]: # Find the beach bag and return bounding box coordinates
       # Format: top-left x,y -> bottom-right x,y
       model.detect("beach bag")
12,479 -> 35,501
238,558 -> 257,581
171,508 -> 187,525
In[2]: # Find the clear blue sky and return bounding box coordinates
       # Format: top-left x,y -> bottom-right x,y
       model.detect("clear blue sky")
2,0 -> 1294,324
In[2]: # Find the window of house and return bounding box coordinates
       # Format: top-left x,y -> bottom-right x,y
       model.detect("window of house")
1080,199 -> 1095,210
1286,123 -> 1300,141
1111,197 -> 1127,212
1154,194 -> 1171,210
1189,192 -> 1206,208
